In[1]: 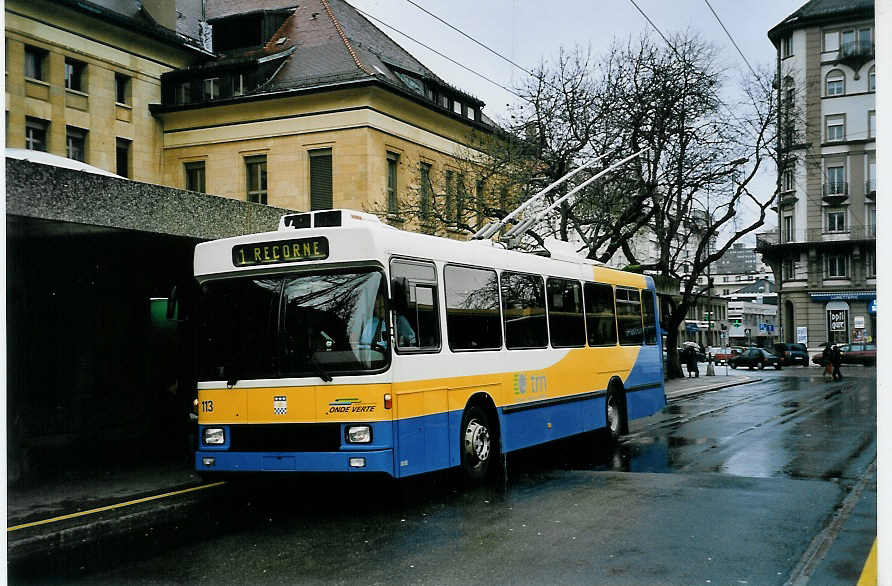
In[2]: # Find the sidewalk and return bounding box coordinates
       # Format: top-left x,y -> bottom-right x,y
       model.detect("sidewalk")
8,371 -> 760,569
664,368 -> 761,401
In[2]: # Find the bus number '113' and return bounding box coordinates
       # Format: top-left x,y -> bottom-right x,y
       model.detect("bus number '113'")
201,400 -> 214,413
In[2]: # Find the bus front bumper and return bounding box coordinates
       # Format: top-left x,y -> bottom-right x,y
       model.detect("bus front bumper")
194,449 -> 395,476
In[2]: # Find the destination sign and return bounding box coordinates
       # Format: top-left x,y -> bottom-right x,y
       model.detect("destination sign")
232,237 -> 329,267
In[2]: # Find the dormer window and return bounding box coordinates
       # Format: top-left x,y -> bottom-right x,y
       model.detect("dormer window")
394,70 -> 424,96
175,81 -> 191,105
203,78 -> 220,101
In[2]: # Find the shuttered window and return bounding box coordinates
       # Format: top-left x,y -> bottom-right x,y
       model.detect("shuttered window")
309,148 -> 333,211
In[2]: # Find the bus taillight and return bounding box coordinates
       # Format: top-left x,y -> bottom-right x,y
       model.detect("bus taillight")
384,393 -> 392,409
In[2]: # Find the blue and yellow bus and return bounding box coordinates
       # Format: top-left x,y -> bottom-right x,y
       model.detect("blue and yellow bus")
194,209 -> 664,480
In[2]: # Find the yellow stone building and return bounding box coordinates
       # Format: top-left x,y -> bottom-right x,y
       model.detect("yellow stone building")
5,0 -> 212,181
6,0 -> 498,232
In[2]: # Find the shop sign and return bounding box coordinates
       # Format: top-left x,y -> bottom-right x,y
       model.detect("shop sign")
854,316 -> 865,329
829,310 -> 847,331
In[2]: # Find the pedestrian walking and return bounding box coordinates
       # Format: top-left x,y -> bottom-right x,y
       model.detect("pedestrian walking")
685,346 -> 699,378
822,345 -> 833,382
831,344 -> 843,381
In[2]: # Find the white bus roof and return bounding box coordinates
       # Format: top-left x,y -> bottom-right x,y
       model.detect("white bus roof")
194,209 -> 651,289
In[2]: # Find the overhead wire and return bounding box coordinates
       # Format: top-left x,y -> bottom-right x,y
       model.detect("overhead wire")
352,6 -> 528,102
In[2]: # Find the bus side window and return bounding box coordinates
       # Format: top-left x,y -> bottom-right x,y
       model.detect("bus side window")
584,282 -> 617,346
390,259 -> 441,353
444,265 -> 502,351
547,277 -> 585,347
642,290 -> 658,345
501,271 -> 548,349
616,287 -> 644,346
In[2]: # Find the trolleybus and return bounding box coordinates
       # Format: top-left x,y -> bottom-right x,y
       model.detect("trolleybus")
194,209 -> 665,480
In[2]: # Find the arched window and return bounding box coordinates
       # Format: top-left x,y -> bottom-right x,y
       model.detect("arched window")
825,69 -> 845,96
868,66 -> 875,92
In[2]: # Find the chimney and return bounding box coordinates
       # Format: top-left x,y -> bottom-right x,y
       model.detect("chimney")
142,0 -> 177,31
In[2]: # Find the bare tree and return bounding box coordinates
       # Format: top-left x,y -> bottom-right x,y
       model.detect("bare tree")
379,33 -> 779,378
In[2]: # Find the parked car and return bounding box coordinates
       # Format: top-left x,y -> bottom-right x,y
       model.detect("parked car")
773,343 -> 810,366
728,347 -> 782,370
712,347 -> 742,365
812,343 -> 876,366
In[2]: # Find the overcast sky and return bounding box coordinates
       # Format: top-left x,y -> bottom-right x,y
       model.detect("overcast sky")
350,0 -> 809,239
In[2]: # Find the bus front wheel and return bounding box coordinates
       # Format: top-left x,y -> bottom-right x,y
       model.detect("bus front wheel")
460,405 -> 494,481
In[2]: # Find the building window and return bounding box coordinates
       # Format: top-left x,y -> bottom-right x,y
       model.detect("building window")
868,111 -> 875,139
783,258 -> 794,280
231,73 -> 245,97
867,251 -> 876,278
866,204 -> 876,236
309,148 -> 332,210
826,166 -> 845,195
185,161 -> 206,193
25,117 -> 48,151
722,276 -> 729,283
203,78 -> 220,101
245,155 -> 267,204
116,138 -> 131,178
419,163 -> 433,220
783,215 -> 794,242
823,31 -> 839,52
175,82 -> 191,105
867,160 -> 876,195
841,30 -> 855,53
24,45 -> 47,80
781,35 -> 793,58
825,254 -> 848,278
825,71 -> 845,96
452,100 -> 462,115
723,289 -> 730,296
868,67 -> 875,92
444,170 -> 455,223
386,152 -> 399,215
825,115 -> 844,141
782,168 -> 794,192
826,211 -> 846,233
66,126 -> 86,161
115,73 -> 130,104
64,58 -> 86,92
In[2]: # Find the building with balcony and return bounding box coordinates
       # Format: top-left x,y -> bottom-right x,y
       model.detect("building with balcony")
759,0 -> 876,348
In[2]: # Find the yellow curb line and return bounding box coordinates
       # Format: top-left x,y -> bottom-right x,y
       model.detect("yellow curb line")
7,482 -> 226,532
856,538 -> 877,586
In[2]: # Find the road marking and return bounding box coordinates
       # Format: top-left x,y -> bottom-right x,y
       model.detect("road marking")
856,538 -> 877,586
785,458 -> 877,586
7,482 -> 226,532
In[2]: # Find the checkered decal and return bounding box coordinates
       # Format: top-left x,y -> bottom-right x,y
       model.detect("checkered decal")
273,395 -> 287,415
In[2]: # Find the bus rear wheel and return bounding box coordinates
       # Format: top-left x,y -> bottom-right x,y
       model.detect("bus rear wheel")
606,390 -> 627,444
460,405 -> 494,482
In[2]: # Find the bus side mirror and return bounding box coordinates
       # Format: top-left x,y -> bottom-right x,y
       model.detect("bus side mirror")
390,277 -> 410,313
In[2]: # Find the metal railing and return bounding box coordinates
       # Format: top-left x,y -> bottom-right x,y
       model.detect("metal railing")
756,227 -> 876,250
840,41 -> 874,59
823,182 -> 848,196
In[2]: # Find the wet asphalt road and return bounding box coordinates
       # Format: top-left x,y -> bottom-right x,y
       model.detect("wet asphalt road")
20,368 -> 877,585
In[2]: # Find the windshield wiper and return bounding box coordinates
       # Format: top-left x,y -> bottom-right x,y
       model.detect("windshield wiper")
309,354 -> 333,382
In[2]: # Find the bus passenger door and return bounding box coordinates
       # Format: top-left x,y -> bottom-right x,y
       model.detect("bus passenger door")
389,259 -> 447,477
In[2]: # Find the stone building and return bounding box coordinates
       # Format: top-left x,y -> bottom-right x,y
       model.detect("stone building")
757,0 -> 876,348
5,0 -> 497,483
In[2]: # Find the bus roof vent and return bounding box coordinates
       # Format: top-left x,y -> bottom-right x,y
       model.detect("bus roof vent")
278,209 -> 382,231
542,238 -> 603,265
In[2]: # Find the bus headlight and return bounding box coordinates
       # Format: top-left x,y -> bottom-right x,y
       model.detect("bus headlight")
203,427 -> 225,445
346,425 -> 372,443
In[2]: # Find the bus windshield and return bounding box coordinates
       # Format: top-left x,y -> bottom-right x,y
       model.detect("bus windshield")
197,268 -> 389,382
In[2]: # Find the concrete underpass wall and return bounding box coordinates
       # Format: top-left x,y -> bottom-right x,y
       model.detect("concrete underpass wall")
6,159 -> 294,485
